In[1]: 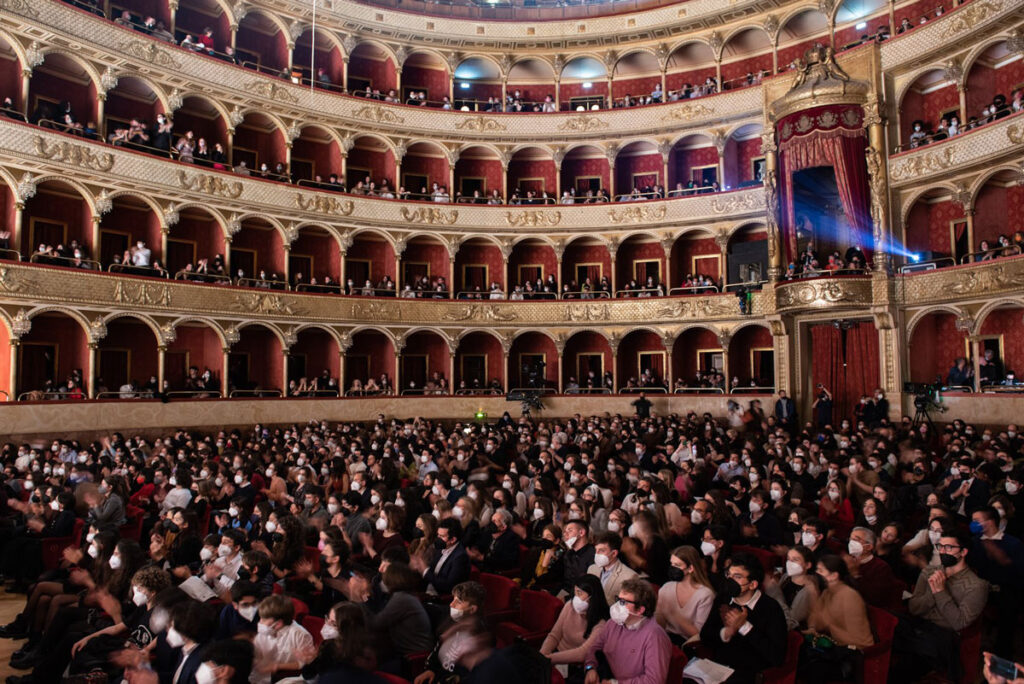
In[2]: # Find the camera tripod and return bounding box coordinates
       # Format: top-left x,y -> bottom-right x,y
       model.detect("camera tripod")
911,400 -> 936,433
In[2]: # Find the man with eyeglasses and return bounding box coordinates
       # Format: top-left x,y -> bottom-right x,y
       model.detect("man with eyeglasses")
894,529 -> 989,681
699,552 -> 786,683
583,578 -> 670,684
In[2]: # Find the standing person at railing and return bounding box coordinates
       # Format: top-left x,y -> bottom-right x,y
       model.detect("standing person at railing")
175,130 -> 196,164
150,113 -> 173,157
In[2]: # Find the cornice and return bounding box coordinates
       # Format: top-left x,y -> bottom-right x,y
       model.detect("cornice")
0,120 -> 770,235
896,256 -> 1024,307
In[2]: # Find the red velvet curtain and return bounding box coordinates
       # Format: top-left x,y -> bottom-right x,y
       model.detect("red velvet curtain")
778,105 -> 871,264
844,321 -> 880,420
811,324 -> 846,421
811,321 -> 880,424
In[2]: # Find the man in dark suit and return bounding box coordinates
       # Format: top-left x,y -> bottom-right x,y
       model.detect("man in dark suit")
165,601 -> 217,684
471,509 -> 521,572
943,458 -> 991,518
700,552 -> 787,684
773,390 -> 797,432
423,518 -> 470,595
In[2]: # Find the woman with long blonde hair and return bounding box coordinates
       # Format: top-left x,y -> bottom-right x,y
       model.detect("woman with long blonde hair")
654,545 -> 716,645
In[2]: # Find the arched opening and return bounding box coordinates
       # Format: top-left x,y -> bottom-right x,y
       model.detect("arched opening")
291,125 -> 341,186
174,0 -> 230,55
347,43 -> 397,97
908,312 -> 967,386
0,35 -> 24,113
790,165 -> 870,266
103,76 -> 165,154
0,177 -> 15,260
235,11 -> 287,75
560,56 -> 607,111
97,317 -> 159,398
22,180 -> 94,266
834,0 -> 889,49
453,56 -> 501,110
509,332 -> 557,391
403,141 -> 450,199
509,146 -> 556,202
100,196 -> 163,275
233,112 -> 287,179
289,328 -> 340,395
347,135 -> 395,192
165,322 -> 223,395
612,51 -> 661,107
777,10 -> 829,73
291,226 -> 340,292
508,239 -> 557,298
668,134 -> 718,193
230,218 -> 285,285
728,325 -> 774,390
616,234 -> 665,296
899,68 -> 958,148
977,305 -> 1024,387
723,123 -> 764,190
455,332 -> 504,393
171,96 -> 229,164
455,237 -> 503,296
345,233 -> 395,295
665,41 -> 717,95
403,51 -> 449,106
726,223 -> 769,288
454,146 -> 503,203
965,41 -> 1024,128
560,145 -> 608,200
17,312 -> 89,399
720,28 -> 772,90
345,329 -> 395,395
563,331 -> 612,393
617,330 -> 667,392
561,237 -> 611,297
168,207 -> 226,281
401,234 -> 449,297
614,141 -> 662,200
292,28 -> 344,90
507,58 -> 556,110
27,53 -> 97,132
400,331 -> 448,394
672,327 -> 725,391
902,187 -> 967,266
229,324 -> 283,395
671,230 -> 721,291
974,170 -> 1024,258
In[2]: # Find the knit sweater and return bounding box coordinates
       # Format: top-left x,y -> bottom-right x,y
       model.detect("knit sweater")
584,617 -> 671,684
540,602 -> 606,665
808,583 -> 874,650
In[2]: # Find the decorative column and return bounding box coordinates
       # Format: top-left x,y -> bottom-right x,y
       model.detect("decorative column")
281,345 -> 290,395
221,346 -> 231,398
658,140 -> 672,192
502,348 -> 510,392
554,242 -> 564,293
86,342 -> 99,399
169,0 -> 178,35
606,144 -> 618,199
711,129 -> 727,189
12,200 -> 24,256
553,147 -> 565,200
718,332 -> 732,392
223,235 -> 232,275
393,47 -> 409,99
339,334 -> 352,394
8,338 -> 18,400
946,58 -> 966,121
500,243 -> 511,295
20,70 -> 30,119
282,244 -> 291,285
609,241 -> 618,294
157,345 -> 166,393
555,341 -> 565,394
393,346 -> 402,395
761,131 -> 783,280
447,247 -> 456,298
714,230 -> 729,285
446,147 -> 459,196
609,335 -> 619,393
393,238 -> 406,293
661,237 -> 674,292
863,95 -> 892,274
663,332 -> 674,391
448,340 -> 457,395
499,151 -> 510,202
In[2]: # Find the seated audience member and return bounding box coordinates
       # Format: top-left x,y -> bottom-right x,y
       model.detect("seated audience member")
541,574 -> 609,676
587,531 -> 638,605
764,545 -> 820,630
414,580 -> 488,683
654,545 -> 715,644
251,594 -> 316,683
583,579 -> 671,684
800,554 -> 874,681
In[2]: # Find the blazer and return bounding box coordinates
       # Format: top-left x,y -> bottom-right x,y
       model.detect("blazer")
773,397 -> 797,424
700,592 -> 787,684
481,529 -> 521,572
424,542 -> 470,595
587,560 -> 639,605
161,643 -> 208,684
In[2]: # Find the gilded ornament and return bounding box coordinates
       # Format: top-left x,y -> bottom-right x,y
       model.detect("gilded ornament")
400,207 -> 458,225
294,193 -> 355,216
864,146 -> 887,246
243,80 -> 299,104
11,309 -> 30,337
1009,125 -> 1024,145
607,205 -> 667,224
350,300 -> 388,321
775,280 -> 854,309
787,45 -> 850,92
557,116 -> 609,132
763,170 -> 780,263
178,171 -> 244,199
661,103 -> 714,123
113,280 -> 172,306
889,147 -> 955,181
118,40 -> 182,69
232,292 -> 300,315
33,136 -> 115,172
0,0 -> 39,16
939,0 -> 1003,38
88,317 -> 107,344
453,117 -> 507,132
0,267 -> 34,293
352,105 -> 405,124
442,304 -> 519,322
656,297 -> 733,319
949,266 -> 1024,295
710,193 -> 764,214
566,302 -> 609,322
505,211 -> 562,227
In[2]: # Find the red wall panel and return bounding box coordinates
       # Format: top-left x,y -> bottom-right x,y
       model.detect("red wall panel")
670,145 -> 718,188
233,325 -> 282,391
672,236 -> 720,282
347,238 -> 395,283
562,243 -> 612,288
0,57 -> 22,112
510,159 -> 557,195
291,137 -> 341,181
100,319 -> 158,386
720,54 -> 772,87
170,102 -> 227,150
456,332 -> 504,387
666,67 -> 718,93
235,19 -> 287,71
403,65 -> 449,101
510,243 -> 557,285
617,239 -> 666,286
461,83 -> 503,107
231,225 -> 284,276
99,204 -> 163,264
455,243 -> 504,290
0,324 -> 9,396
105,87 -> 162,128
169,213 -> 225,274
402,153 -> 449,192
560,156 -> 609,194
509,332 -> 558,388
290,231 -> 339,282
174,4 -> 230,50
30,67 -> 98,124
22,187 -> 91,255
905,198 -> 964,256
347,332 -> 395,384
292,329 -> 339,379
19,314 -> 89,394
233,123 -> 286,172
728,325 -> 773,384
455,157 -> 503,197
402,240 -> 449,286
980,307 -> 1024,375
564,331 -> 612,387
908,313 -> 964,383
615,152 -> 662,192
617,331 -> 665,385
974,184 -> 1024,244
611,76 -> 660,100
347,146 -> 394,187
348,55 -> 396,93
672,328 -> 720,380
167,325 -> 222,388
402,332 -> 448,385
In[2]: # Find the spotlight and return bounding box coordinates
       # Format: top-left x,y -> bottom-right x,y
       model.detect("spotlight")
460,82 -> 470,89
582,81 -> 593,88
855,21 -> 867,30
909,253 -> 921,263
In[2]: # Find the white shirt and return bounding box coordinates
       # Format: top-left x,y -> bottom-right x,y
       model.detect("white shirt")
161,487 -> 193,513
251,621 -> 314,684
720,590 -> 762,642
132,246 -> 152,266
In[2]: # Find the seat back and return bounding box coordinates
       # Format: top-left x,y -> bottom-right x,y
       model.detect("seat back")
301,614 -> 325,648
478,572 -> 517,613
863,606 -> 899,684
70,517 -> 85,545
958,618 -> 983,684
733,545 -> 780,575
520,589 -> 564,633
303,545 -> 321,572
289,596 -> 310,623
761,630 -> 802,684
373,672 -> 411,684
667,646 -> 688,684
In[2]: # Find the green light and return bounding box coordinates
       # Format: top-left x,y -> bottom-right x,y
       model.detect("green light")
475,410 -> 487,421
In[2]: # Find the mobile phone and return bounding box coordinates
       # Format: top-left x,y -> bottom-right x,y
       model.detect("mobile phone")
989,655 -> 1023,679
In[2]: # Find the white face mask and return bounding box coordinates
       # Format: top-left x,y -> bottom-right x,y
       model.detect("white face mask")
848,539 -> 865,557
218,544 -> 232,557
236,604 -> 257,622
786,560 -> 805,577
607,520 -> 620,533
320,623 -> 339,641
749,501 -> 762,514
88,544 -> 99,558
593,553 -> 610,568
200,548 -> 214,561
609,601 -> 630,625
801,531 -> 817,547
228,507 -> 239,518
572,596 -> 589,614
265,521 -> 277,533
450,606 -> 464,621
928,529 -> 942,545
1007,482 -> 1020,495
327,503 -> 339,515
234,474 -> 244,485
132,587 -> 148,606
700,541 -> 716,556
690,510 -> 704,525
533,508 -> 544,520
375,517 -> 388,531
166,627 -> 185,648
195,663 -> 217,684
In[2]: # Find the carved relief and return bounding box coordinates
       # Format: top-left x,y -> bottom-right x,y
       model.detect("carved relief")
889,147 -> 955,181
775,280 -> 862,309
0,267 -> 35,294
660,103 -> 714,123
864,146 -> 887,252
948,266 -> 1024,295
118,40 -> 182,68
178,171 -> 244,199
352,105 -> 405,124
243,80 -> 299,104
505,211 -> 562,227
710,193 -> 764,214
294,193 -> 355,216
113,280 -> 172,306
33,137 -> 115,171
453,117 -> 507,132
400,207 -> 458,225
557,116 -> 609,132
939,0 -> 1003,38
1009,125 -> 1024,145
566,302 -> 609,322
442,304 -> 519,322
656,297 -> 734,319
232,292 -> 301,315
763,170 -> 779,262
607,205 -> 667,224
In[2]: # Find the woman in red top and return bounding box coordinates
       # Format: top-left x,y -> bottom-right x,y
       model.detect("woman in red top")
818,479 -> 855,539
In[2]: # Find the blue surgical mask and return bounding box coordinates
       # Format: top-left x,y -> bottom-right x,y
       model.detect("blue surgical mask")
969,520 -> 984,536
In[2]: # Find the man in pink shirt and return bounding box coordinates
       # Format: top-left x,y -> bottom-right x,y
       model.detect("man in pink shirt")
584,579 -> 671,684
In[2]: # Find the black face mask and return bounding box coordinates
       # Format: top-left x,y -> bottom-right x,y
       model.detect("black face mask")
722,578 -> 744,599
666,567 -> 685,583
164,521 -> 180,534
270,532 -> 284,544
939,553 -> 959,568
237,567 -> 251,581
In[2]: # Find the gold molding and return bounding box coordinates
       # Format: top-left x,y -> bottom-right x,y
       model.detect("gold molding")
505,211 -> 562,227
400,207 -> 459,225
177,171 -> 244,199
294,193 -> 355,216
607,205 -> 667,224
33,136 -> 114,172
453,117 -> 507,132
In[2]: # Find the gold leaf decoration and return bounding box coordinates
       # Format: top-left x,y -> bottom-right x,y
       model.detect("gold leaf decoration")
566,302 -> 609,322
0,266 -> 35,294
400,207 -> 458,225
0,0 -> 39,17
243,80 -> 298,104
656,297 -> 734,319
33,136 -> 115,172
178,171 -> 244,199
949,266 -> 1024,295
442,304 -> 519,321
660,103 -> 714,122
889,147 -> 956,181
294,193 -> 355,216
113,280 -> 171,306
232,292 -> 301,315
710,193 -> 765,214
1008,125 -> 1024,145
454,116 -> 507,132
118,40 -> 182,68
607,205 -> 667,224
939,0 -> 1003,38
557,115 -> 609,132
505,211 -> 562,227
352,105 -> 405,124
